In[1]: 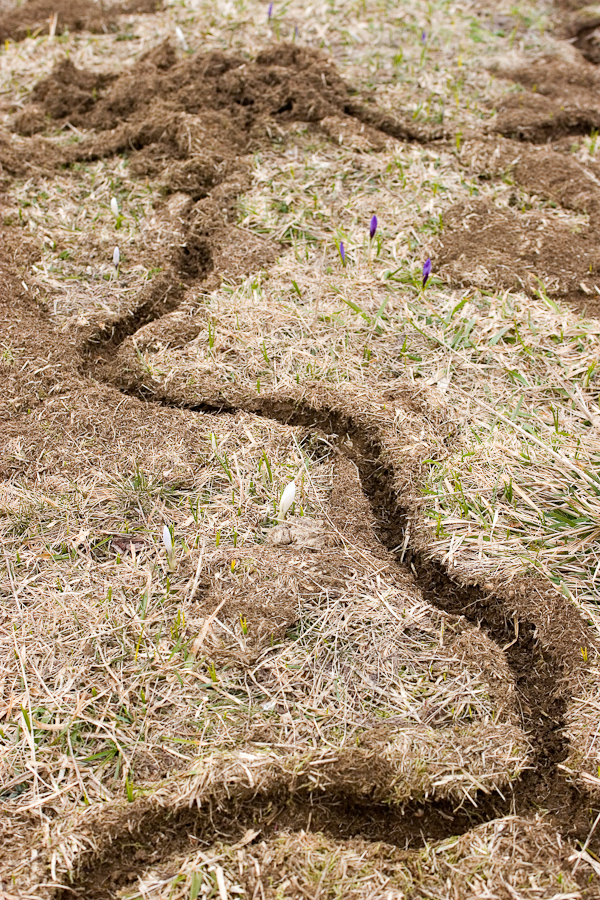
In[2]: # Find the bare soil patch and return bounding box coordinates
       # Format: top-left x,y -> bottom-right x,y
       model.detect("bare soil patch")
0,0 -> 160,45
9,39 -> 435,174
490,52 -> 600,143
433,198 -> 600,316
462,138 -> 600,214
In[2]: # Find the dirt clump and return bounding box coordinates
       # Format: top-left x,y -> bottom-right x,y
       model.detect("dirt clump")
462,138 -> 600,214
491,53 -> 600,142
0,0 -> 160,45
13,40 -> 435,186
22,42 -> 353,136
26,59 -> 118,126
0,245 -> 78,419
493,89 -> 600,142
561,5 -> 600,63
433,198 -> 600,314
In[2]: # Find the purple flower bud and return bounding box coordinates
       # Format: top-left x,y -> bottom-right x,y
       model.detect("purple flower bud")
421,30 -> 427,43
369,215 -> 378,240
268,2 -> 273,19
422,257 -> 432,287
294,24 -> 299,40
339,241 -> 346,266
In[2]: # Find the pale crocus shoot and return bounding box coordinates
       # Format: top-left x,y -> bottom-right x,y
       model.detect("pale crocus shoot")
369,215 -> 378,240
422,257 -> 432,287
175,26 -> 188,50
110,197 -> 119,217
278,480 -> 296,521
162,524 -> 176,571
113,246 -> 120,270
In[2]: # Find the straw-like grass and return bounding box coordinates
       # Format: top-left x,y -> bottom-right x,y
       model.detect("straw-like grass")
1,0 -> 600,893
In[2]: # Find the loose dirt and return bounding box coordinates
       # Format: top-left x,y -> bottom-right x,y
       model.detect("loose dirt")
433,197 -> 600,316
0,0 -> 160,45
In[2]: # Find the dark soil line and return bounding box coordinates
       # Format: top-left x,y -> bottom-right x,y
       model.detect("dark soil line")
133,391 -> 597,831
55,788 -> 526,900
56,385 -> 599,899
82,275 -> 185,363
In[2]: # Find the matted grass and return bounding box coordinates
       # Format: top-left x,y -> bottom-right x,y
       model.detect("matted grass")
1,0 -> 600,895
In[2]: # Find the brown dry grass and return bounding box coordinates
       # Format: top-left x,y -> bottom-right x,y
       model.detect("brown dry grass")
1,0 -> 600,896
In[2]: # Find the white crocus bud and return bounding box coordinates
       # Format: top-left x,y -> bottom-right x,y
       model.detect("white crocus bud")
175,26 -> 188,50
162,524 -> 176,570
113,246 -> 120,269
277,480 -> 296,522
111,197 -> 119,217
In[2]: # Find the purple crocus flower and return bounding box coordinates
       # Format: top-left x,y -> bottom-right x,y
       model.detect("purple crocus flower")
268,2 -> 273,19
421,30 -> 427,43
422,257 -> 432,286
339,241 -> 346,266
369,215 -> 378,240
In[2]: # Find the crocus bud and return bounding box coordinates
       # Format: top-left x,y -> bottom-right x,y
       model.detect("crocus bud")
175,26 -> 187,50
369,215 -> 378,240
422,257 -> 432,287
268,2 -> 274,19
339,241 -> 346,266
111,197 -> 119,217
162,524 -> 176,570
277,480 -> 296,521
113,246 -> 120,269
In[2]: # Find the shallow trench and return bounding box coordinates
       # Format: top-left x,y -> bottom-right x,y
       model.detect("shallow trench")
54,371 -> 600,898
62,101 -> 600,892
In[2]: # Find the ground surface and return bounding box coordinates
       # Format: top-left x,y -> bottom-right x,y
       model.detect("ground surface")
1,0 -> 600,897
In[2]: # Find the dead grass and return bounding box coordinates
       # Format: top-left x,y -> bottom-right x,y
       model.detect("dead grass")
1,0 -> 600,895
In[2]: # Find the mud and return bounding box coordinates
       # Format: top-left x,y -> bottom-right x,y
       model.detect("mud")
0,0 -> 160,45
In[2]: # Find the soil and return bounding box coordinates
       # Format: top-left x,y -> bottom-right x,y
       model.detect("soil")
433,197 -> 600,316
0,0 -> 161,45
491,53 -> 600,143
2,7 -> 600,897
7,40 -> 435,183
